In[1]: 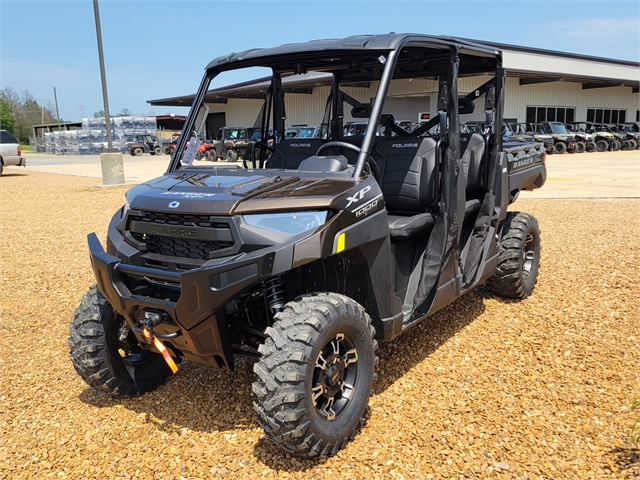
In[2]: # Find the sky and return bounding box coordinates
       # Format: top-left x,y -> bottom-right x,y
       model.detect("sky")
1,0 -> 638,123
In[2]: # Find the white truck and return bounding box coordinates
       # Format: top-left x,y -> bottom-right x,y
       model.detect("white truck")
0,130 -> 26,176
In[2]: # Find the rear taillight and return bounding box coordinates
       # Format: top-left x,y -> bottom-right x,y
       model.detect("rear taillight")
232,140 -> 237,146
542,151 -> 546,163
17,148 -> 21,156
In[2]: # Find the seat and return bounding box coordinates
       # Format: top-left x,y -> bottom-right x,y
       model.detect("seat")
376,137 -> 439,241
266,138 -> 328,169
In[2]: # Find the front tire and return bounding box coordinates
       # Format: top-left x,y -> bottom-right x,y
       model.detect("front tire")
553,142 -> 567,154
586,141 -> 596,152
68,284 -> 172,395
253,293 -> 378,458
575,142 -> 586,153
226,149 -> 238,162
487,212 -> 541,299
595,140 -> 608,152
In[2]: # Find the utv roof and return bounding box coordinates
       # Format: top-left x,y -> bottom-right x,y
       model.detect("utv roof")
205,33 -> 500,71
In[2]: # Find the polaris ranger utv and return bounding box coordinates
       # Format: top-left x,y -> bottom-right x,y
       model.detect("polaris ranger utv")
69,34 -> 546,458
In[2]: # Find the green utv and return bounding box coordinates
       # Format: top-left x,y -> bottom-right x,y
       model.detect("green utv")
68,34 -> 546,458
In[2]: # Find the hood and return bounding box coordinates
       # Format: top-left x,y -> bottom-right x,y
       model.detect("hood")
125,170 -> 358,215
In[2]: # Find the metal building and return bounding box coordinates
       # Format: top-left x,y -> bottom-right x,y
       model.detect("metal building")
148,38 -> 639,138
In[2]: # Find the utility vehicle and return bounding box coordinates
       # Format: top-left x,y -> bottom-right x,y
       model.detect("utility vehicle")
69,34 -> 546,458
509,123 -> 555,153
568,122 -> 615,152
212,126 -> 252,162
127,134 -> 162,156
530,122 -> 577,154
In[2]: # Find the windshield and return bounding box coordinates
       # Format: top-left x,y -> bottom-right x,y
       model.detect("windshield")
297,127 -> 319,138
549,123 -> 569,135
225,128 -> 247,140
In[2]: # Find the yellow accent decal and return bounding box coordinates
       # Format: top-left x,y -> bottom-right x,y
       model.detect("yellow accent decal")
336,233 -> 346,253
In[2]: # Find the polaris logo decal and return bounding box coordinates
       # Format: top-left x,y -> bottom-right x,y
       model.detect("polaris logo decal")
289,143 -> 312,148
149,225 -> 198,238
346,186 -> 372,208
392,143 -> 419,148
168,201 -> 180,208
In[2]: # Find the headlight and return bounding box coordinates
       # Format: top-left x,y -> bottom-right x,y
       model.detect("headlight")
243,211 -> 329,235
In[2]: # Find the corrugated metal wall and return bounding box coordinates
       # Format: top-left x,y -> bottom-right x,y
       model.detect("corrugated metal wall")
504,77 -> 638,122
207,72 -> 638,130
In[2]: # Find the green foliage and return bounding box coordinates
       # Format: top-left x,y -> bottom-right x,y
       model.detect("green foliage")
0,92 -> 17,135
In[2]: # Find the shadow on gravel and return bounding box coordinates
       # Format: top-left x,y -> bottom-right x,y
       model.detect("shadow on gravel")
374,288 -> 488,395
0,173 -> 27,177
78,358 -> 259,433
608,447 -> 639,474
77,287 -> 491,472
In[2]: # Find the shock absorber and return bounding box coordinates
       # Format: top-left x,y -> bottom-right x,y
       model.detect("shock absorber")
264,276 -> 285,314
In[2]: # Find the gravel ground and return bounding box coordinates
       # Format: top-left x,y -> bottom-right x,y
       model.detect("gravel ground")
1,170 -> 638,479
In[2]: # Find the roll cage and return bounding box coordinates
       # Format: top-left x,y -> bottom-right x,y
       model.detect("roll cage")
167,34 -> 504,181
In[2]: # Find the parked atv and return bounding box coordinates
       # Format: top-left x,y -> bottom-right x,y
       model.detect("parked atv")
576,123 -> 617,152
603,124 -> 637,150
564,123 -> 595,153
69,33 -> 546,459
617,123 -> 640,149
509,123 -> 555,154
127,135 -> 162,156
212,126 -> 252,161
531,122 -> 577,154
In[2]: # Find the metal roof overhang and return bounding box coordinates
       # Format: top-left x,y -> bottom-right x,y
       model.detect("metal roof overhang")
148,34 -> 639,107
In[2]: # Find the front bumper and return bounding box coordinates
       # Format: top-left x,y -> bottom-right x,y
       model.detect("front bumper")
88,232 -> 287,370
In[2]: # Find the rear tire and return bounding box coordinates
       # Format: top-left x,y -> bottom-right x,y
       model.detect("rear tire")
68,284 -> 172,396
133,147 -> 143,156
253,293 -> 377,458
553,142 -> 567,154
586,141 -> 596,152
154,146 -> 162,155
575,142 -> 586,153
487,212 -> 541,299
595,140 -> 608,152
612,140 -> 621,151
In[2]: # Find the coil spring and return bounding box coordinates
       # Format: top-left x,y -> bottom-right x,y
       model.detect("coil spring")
265,276 -> 285,314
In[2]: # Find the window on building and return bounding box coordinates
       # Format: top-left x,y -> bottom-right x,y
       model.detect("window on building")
526,106 -> 575,124
587,108 -> 627,124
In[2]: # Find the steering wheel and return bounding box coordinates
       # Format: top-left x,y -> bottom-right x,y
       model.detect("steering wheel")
315,141 -> 380,182
245,138 -> 275,169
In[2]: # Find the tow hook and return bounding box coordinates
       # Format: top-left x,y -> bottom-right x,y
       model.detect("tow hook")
132,311 -> 180,374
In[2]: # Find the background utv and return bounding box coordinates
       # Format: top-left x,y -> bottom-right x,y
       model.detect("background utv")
69,33 -> 546,458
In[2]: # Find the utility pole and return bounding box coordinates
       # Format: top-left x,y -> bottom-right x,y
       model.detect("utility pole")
78,102 -> 85,119
93,0 -> 124,185
53,87 -> 62,132
35,97 -> 49,125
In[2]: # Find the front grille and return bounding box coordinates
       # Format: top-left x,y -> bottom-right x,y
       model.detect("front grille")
127,210 -> 236,262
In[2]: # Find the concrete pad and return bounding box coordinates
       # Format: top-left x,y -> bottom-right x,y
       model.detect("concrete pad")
10,149 -> 640,198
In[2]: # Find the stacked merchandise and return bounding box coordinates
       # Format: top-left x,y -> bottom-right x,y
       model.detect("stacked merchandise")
47,116 -> 157,155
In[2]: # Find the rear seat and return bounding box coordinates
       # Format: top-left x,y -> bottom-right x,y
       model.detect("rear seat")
266,138 -> 328,169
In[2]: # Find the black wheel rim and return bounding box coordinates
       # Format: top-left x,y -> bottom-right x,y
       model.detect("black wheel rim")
115,319 -> 154,366
312,333 -> 358,421
522,231 -> 536,278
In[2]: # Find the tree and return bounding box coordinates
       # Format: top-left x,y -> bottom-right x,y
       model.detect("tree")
0,87 -> 59,142
0,92 -> 17,135
93,109 -> 105,117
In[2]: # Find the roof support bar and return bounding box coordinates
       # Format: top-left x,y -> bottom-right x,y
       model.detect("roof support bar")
519,77 -> 562,86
